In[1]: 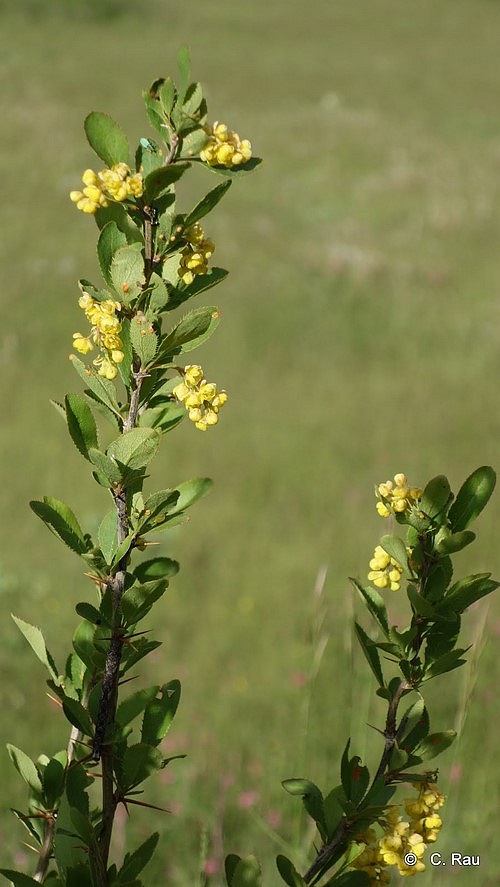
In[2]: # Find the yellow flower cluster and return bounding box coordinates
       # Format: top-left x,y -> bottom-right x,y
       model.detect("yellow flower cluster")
352,785 -> 445,883
72,293 -> 124,380
376,473 -> 422,519
200,121 -> 252,168
173,364 -> 227,431
403,782 -> 445,845
368,545 -> 404,591
178,223 -> 215,285
70,163 -> 143,214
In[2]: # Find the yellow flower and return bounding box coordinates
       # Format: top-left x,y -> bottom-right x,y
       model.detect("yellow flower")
71,294 -> 124,378
71,163 -> 143,213
368,545 -> 404,591
200,120 -> 252,168
72,333 -> 93,354
173,364 -> 227,431
94,355 -> 118,380
184,364 -> 204,387
126,172 -> 144,197
375,473 -> 422,518
177,224 -> 215,284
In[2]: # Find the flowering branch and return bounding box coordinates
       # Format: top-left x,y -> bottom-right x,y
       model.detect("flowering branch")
225,469 -> 497,887
2,48 -> 261,887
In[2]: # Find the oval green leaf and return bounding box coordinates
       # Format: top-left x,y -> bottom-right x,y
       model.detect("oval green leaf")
448,465 -> 496,532
84,111 -> 129,167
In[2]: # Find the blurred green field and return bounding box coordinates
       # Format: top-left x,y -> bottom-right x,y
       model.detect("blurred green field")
1,0 -> 500,883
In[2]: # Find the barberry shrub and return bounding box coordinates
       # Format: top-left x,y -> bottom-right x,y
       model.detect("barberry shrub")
1,48 -> 259,887
2,49 -> 497,887
226,469 -> 497,886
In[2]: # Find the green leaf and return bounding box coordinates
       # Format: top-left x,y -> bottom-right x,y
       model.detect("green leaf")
225,855 -> 241,886
107,428 -> 160,471
116,686 -> 159,728
88,448 -> 123,485
30,497 -> 88,556
185,180 -> 232,227
42,754 -> 67,809
158,77 -> 175,116
425,556 -> 453,603
228,856 -> 262,887
441,573 -> 499,613
413,731 -> 456,761
121,637 -> 162,673
84,111 -> 129,167
435,528 -> 476,555
176,45 -> 191,105
448,466 -> 496,531
354,622 -> 385,687
72,620 -> 101,670
406,584 -> 436,617
399,700 -> 429,752
11,615 -> 59,682
182,81 -> 204,118
390,747 -> 408,770
419,475 -> 452,525
358,776 -> 395,811
0,872 -> 43,887
110,243 -> 145,302
136,489 -> 180,534
69,356 -> 121,418
424,648 -> 469,680
389,624 -> 416,655
132,558 -> 179,583
424,613 -> 460,660
165,267 -> 228,310
341,750 -> 370,805
50,399 -> 67,421
178,127 -> 209,159
157,306 -> 220,359
168,477 -> 213,513
379,535 -> 411,575
94,201 -> 143,243
203,156 -> 263,178
143,96 -> 168,141
62,698 -> 94,737
141,680 -> 181,747
120,743 -> 164,791
98,510 -> 117,565
350,579 -> 389,636
275,856 -> 307,887
109,532 -> 136,570
138,401 -> 185,433
143,163 -> 190,202
9,810 -> 42,846
69,807 -> 99,846
97,221 -> 128,287
121,579 -> 168,625
282,779 -> 327,842
65,394 -> 98,461
6,745 -> 43,796
130,313 -> 158,366
148,273 -> 169,312
323,785 -> 346,837
75,602 -> 102,626
118,833 -> 159,882
136,138 -> 163,179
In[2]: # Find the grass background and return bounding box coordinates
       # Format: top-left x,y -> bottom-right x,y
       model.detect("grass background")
1,0 -> 500,883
